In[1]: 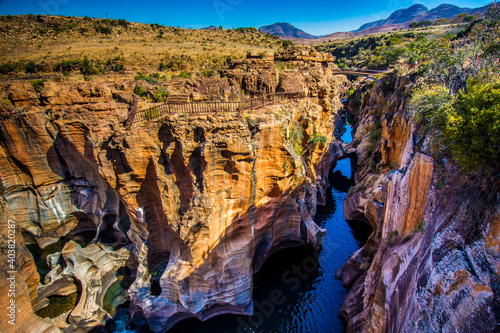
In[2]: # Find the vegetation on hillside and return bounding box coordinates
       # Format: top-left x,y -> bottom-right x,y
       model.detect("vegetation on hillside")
409,12 -> 479,29
407,5 -> 500,176
316,32 -> 417,69
325,5 -> 499,190
0,14 -> 281,77
316,9 -> 485,71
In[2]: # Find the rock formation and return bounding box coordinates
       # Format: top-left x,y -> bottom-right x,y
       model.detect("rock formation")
2,42 -> 498,332
0,50 -> 350,332
338,76 -> 500,332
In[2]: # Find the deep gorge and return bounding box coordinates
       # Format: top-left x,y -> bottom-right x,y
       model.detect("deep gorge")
163,125 -> 373,333
0,46 -> 499,333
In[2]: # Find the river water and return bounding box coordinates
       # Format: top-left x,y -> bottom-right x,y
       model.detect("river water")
117,125 -> 372,333
165,124 -> 372,333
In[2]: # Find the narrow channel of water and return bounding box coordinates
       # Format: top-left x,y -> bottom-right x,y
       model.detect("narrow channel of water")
116,124 -> 372,333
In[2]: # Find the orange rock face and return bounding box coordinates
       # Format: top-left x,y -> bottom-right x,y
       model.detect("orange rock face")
122,102 -> 341,331
0,58 -> 348,332
340,75 -> 500,333
486,213 -> 500,252
383,152 -> 433,237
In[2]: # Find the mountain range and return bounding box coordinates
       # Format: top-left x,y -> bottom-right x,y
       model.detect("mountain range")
355,3 -> 488,31
259,3 -> 491,40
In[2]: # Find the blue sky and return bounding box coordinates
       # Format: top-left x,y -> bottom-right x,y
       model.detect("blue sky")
0,0 -> 493,35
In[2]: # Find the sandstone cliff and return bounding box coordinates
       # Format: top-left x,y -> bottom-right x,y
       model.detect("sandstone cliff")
0,50 -> 350,332
338,76 -> 500,332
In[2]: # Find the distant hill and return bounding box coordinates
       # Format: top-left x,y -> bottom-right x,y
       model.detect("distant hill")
356,4 -> 428,31
259,3 -> 492,42
424,4 -> 481,21
259,22 -> 317,40
354,3 -> 490,33
319,3 -> 491,41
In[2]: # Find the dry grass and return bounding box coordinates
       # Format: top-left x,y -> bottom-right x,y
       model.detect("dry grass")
0,15 -> 281,76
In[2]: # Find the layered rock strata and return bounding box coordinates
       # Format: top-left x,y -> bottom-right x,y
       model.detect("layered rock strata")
0,50 -> 349,332
338,76 -> 500,332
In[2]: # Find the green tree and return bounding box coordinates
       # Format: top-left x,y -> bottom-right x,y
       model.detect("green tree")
473,5 -> 500,64
80,56 -> 95,75
30,79 -> 46,93
94,25 -> 112,34
282,40 -> 293,49
420,38 -> 477,93
434,18 -> 451,26
0,63 -> 17,74
117,19 -> 129,28
153,87 -> 169,102
25,61 -> 36,73
418,20 -> 433,27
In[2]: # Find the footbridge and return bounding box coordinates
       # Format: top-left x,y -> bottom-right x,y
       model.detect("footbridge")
126,68 -> 392,126
330,68 -> 392,83
126,92 -> 306,125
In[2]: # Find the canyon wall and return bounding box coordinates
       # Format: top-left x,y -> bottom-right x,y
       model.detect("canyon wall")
339,76 -> 500,332
0,49 -> 350,332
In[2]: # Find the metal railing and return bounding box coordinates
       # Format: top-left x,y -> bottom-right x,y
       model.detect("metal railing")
333,68 -> 391,74
330,68 -> 392,83
126,92 -> 306,125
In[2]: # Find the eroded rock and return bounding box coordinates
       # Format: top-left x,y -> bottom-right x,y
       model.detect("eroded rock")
340,75 -> 500,332
0,55 -> 348,332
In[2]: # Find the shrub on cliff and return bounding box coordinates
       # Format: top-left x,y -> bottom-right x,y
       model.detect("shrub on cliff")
444,80 -> 500,172
309,133 -> 327,145
176,71 -> 191,79
283,121 -> 304,156
408,84 -> 454,130
80,56 -> 95,75
134,85 -> 148,98
134,72 -> 166,84
153,87 -> 169,102
410,80 -> 500,173
282,40 -> 293,49
30,79 -> 46,93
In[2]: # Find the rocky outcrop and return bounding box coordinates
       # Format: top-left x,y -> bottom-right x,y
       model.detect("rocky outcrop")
40,81 -> 113,106
8,82 -> 40,106
275,47 -> 336,63
338,75 -> 500,332
0,50 -> 349,332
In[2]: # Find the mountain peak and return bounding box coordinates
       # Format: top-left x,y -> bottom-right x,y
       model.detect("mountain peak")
433,3 -> 461,10
408,4 -> 430,11
259,22 -> 317,40
385,4 -> 429,24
